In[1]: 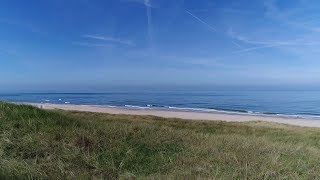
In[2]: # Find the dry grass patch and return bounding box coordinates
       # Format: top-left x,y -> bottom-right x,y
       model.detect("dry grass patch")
0,102 -> 320,179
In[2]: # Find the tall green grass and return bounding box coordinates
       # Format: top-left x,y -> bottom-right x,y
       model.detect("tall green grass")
0,102 -> 320,179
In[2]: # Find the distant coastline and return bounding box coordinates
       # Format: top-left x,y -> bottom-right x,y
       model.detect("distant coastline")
16,100 -> 320,120
19,102 -> 320,128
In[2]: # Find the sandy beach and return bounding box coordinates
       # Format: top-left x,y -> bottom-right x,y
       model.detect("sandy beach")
23,103 -> 320,128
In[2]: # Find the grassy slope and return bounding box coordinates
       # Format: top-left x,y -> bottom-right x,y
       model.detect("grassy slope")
0,103 -> 320,179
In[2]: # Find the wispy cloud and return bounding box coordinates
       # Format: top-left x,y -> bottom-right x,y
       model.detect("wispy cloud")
184,11 -> 281,53
122,0 -> 154,47
123,49 -> 235,69
72,42 -> 113,48
230,40 -> 243,49
184,9 -> 276,53
124,0 -> 162,49
82,35 -> 134,46
231,44 -> 282,54
231,39 -> 320,54
263,0 -> 320,33
226,27 -> 320,54
123,0 -> 153,7
185,10 -> 216,32
186,1 -> 320,55
145,0 -> 153,46
144,0 -> 152,8
221,8 -> 254,14
226,28 -> 284,45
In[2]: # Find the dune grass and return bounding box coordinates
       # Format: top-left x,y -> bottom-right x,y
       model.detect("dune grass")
0,102 -> 320,179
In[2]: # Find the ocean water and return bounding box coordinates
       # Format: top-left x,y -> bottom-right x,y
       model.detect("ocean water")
1,91 -> 320,118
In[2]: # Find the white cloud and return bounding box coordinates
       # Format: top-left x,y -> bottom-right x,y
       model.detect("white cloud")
82,35 -> 134,46
72,42 -> 113,48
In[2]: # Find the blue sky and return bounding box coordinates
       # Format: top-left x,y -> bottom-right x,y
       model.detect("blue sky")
1,0 -> 320,91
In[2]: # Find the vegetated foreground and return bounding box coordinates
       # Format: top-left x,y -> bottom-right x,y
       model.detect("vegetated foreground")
0,103 -> 320,179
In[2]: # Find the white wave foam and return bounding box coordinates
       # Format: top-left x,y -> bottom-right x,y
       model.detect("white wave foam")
124,105 -> 150,109
58,102 -> 320,120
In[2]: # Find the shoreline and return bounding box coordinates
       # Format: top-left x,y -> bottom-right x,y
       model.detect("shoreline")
22,102 -> 320,128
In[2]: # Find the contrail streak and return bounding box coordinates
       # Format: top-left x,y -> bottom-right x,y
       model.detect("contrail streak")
232,44 -> 282,54
231,40 -> 243,49
185,10 -> 216,32
145,0 -> 153,45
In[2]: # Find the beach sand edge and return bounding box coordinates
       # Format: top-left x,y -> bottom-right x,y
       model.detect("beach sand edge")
24,103 -> 320,128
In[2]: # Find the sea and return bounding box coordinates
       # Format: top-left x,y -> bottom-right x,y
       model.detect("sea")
1,90 -> 320,119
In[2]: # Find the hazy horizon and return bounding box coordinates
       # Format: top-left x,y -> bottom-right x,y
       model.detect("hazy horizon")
2,83 -> 320,93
